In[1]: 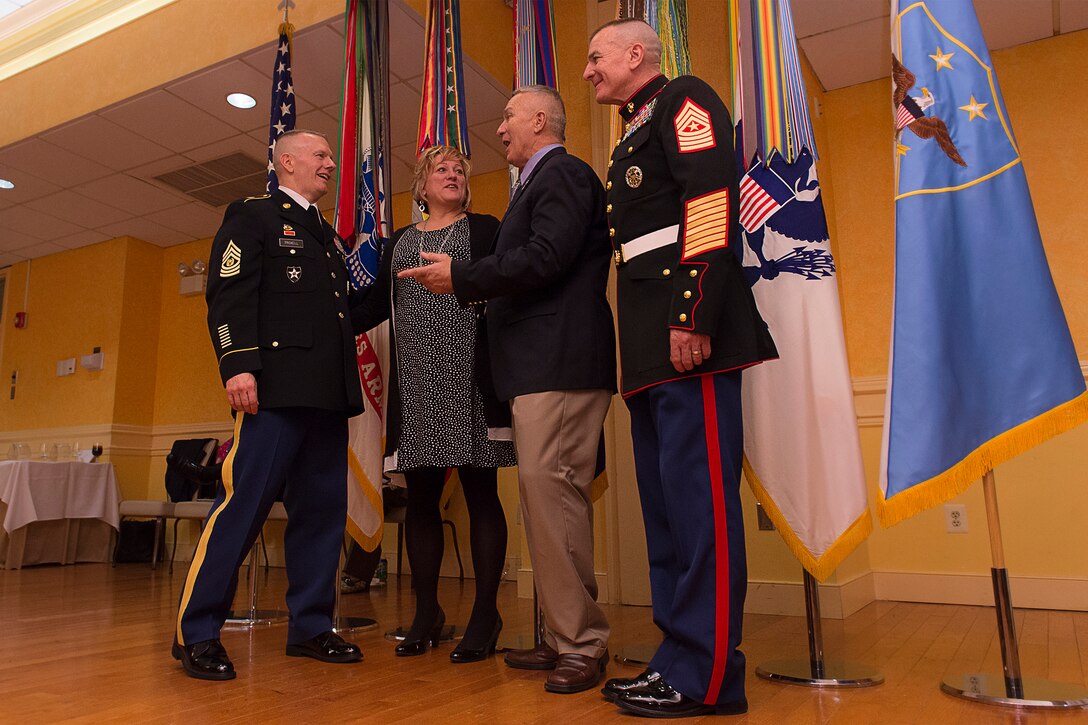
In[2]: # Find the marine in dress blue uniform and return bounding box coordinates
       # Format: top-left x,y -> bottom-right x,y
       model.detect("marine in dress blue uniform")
585,20 -> 777,718
173,131 -> 365,681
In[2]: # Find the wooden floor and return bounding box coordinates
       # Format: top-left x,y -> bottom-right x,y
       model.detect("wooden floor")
2,564 -> 1087,724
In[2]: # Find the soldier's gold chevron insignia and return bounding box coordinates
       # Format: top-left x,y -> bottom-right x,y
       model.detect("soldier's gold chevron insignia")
221,240 -> 242,278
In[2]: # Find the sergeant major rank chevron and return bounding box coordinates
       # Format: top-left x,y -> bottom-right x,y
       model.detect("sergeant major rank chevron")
674,98 -> 716,153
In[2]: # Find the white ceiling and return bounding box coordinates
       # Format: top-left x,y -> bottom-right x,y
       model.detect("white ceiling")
0,0 -> 511,267
1,0 -> 1085,267
793,0 -> 1088,91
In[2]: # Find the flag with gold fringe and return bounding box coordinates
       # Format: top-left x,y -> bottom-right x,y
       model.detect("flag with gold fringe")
335,0 -> 390,552
882,0 -> 1087,526
417,0 -> 471,155
734,0 -> 871,580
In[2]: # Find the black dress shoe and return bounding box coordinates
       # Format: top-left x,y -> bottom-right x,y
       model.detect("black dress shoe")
613,678 -> 747,718
601,668 -> 660,701
394,609 -> 445,657
449,616 -> 502,664
285,630 -> 362,663
172,638 -> 236,681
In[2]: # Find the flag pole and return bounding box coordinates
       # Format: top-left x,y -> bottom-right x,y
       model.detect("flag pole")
940,470 -> 1088,708
755,569 -> 882,687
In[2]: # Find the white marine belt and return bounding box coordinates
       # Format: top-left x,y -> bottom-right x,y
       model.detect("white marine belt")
614,224 -> 678,266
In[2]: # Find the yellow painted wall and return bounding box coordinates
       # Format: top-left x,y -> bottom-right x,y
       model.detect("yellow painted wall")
2,0 -> 1085,601
0,240 -> 129,429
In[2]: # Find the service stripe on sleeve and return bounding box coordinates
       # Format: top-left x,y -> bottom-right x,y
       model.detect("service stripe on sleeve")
682,189 -> 730,259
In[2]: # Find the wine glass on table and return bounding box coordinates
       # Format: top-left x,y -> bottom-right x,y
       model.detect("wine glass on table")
91,443 -> 103,462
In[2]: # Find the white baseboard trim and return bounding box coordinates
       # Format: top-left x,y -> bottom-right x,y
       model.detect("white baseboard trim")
745,572 -> 875,619
744,571 -> 1088,618
873,571 -> 1088,612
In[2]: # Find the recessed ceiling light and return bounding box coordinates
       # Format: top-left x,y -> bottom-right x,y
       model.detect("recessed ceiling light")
226,93 -> 257,109
0,179 -> 14,189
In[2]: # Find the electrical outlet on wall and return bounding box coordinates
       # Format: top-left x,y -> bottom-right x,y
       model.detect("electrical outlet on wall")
945,503 -> 968,533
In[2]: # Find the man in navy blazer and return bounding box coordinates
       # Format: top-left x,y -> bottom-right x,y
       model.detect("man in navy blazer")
401,86 -> 616,695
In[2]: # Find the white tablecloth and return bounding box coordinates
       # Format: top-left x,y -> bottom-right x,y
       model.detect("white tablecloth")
0,461 -> 121,569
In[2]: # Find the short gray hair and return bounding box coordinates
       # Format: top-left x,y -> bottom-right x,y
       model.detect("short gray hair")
512,85 -> 566,142
591,19 -> 662,66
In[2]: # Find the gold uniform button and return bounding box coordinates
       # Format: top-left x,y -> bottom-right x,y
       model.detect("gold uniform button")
330,272 -> 337,279
689,269 -> 698,278
606,204 -> 613,213
662,268 -> 671,277
609,228 -> 615,238
683,290 -> 692,299
272,341 -> 280,347
626,102 -> 634,112
627,146 -> 633,153
606,181 -> 612,190
679,314 -> 688,322
290,249 -> 296,255
608,159 -> 613,168
282,203 -> 291,209
338,312 -> 345,319
335,291 -> 341,298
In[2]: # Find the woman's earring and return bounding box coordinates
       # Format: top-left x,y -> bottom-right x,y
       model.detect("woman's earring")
417,199 -> 426,215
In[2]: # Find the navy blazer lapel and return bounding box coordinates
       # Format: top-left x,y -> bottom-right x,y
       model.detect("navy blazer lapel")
493,147 -> 567,247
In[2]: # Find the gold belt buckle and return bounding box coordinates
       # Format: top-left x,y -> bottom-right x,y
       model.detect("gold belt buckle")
613,246 -> 626,267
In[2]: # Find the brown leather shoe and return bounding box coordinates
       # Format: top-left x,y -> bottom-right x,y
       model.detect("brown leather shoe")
504,642 -> 559,670
544,650 -> 608,694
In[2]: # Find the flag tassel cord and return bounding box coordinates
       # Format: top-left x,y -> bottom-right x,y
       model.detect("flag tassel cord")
878,391 -> 1088,528
743,458 -> 873,583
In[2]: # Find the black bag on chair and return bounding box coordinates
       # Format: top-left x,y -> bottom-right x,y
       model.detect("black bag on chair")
165,438 -> 219,502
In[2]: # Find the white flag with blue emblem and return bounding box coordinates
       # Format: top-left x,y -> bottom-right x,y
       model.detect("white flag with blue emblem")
739,150 -> 871,580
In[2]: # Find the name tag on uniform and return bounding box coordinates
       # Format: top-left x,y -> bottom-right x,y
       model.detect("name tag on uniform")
279,238 -> 304,248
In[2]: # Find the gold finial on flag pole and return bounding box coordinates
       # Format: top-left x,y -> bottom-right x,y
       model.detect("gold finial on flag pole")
278,0 -> 295,23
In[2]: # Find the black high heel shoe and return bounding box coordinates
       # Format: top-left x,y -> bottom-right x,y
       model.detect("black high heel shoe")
394,608 -> 446,657
449,615 -> 502,664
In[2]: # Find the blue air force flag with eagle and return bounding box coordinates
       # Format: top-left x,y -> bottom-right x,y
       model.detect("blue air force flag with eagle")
881,0 -> 1087,526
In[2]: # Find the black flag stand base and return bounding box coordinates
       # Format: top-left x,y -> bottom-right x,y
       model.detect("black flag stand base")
755,569 -> 883,688
332,546 -> 377,633
939,471 -> 1088,710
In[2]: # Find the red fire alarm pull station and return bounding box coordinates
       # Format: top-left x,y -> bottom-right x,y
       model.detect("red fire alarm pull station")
14,312 -> 27,329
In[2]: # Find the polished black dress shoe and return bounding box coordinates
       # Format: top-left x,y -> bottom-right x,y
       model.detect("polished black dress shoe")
394,609 -> 445,657
172,638 -> 236,681
601,668 -> 660,701
614,678 -> 747,718
285,630 -> 362,663
449,616 -> 502,664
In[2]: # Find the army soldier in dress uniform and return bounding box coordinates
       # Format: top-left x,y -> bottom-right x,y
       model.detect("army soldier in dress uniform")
173,130 -> 364,680
584,20 -> 778,718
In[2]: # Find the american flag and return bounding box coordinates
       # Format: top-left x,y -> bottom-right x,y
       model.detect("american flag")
738,162 -> 795,232
266,22 -> 296,192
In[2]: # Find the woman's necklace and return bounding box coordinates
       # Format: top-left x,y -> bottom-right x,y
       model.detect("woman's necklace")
418,216 -> 461,257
